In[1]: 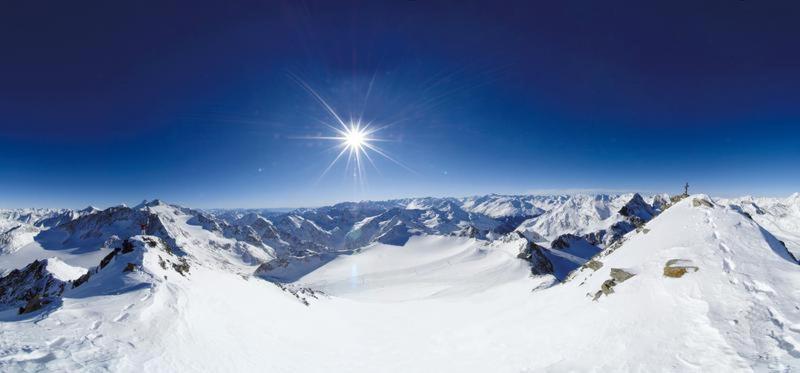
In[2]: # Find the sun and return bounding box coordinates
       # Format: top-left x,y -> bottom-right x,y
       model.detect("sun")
289,74 -> 413,186
344,126 -> 367,150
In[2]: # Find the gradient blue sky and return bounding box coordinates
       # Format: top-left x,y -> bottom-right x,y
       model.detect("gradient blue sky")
1,1 -> 799,208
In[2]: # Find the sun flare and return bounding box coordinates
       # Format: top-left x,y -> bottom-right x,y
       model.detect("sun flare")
344,125 -> 367,150
289,75 -> 413,186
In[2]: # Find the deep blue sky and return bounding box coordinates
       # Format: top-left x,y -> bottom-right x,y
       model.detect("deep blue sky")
1,1 -> 799,208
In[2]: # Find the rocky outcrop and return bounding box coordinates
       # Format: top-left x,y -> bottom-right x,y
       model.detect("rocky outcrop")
692,198 -> 714,208
552,234 -> 582,250
592,268 -> 636,301
663,259 -> 699,278
453,225 -> 480,238
618,193 -> 656,227
551,234 -> 603,261
585,260 -> 603,271
172,258 -> 190,276
516,239 -> 554,276
609,268 -> 635,282
272,283 -> 326,306
670,194 -> 687,204
0,259 -> 77,314
651,194 -> 670,212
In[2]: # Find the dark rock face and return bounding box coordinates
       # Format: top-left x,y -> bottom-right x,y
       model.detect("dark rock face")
172,258 -> 190,276
618,193 -> 656,226
0,260 -> 69,313
575,194 -> 659,250
121,239 -> 134,253
583,194 -> 659,249
72,272 -> 91,288
454,225 -> 480,238
517,239 -> 554,276
19,294 -> 51,314
550,234 -> 602,259
99,248 -> 121,269
551,234 -> 582,250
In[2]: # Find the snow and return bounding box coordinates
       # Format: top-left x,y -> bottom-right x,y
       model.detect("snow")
295,235 -> 538,301
515,194 -> 632,243
0,241 -> 112,277
43,258 -> 87,282
0,194 -> 799,371
719,194 -> 800,260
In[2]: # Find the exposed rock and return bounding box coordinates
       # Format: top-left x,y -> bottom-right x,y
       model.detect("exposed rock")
517,241 -> 554,276
172,258 -> 190,276
585,260 -> 603,271
72,272 -> 91,288
600,279 -> 616,295
273,283 -> 326,306
609,268 -> 635,283
121,239 -> 135,253
651,194 -> 670,212
670,194 -> 687,204
728,205 -> 754,220
455,225 -> 480,238
18,294 -> 51,314
552,234 -> 582,250
143,236 -> 173,254
123,263 -> 137,272
663,259 -> 699,278
618,193 -> 656,227
592,268 -> 635,300
593,279 -> 618,301
255,258 -> 289,273
692,198 -> 714,208
0,259 -> 70,309
99,248 -> 121,269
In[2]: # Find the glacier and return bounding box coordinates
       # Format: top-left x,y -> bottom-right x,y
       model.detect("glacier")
0,193 -> 799,371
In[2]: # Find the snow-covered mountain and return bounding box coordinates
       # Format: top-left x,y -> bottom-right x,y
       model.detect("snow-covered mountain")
0,192 -> 798,371
515,193 -> 654,245
0,208 -> 95,255
719,193 -> 800,260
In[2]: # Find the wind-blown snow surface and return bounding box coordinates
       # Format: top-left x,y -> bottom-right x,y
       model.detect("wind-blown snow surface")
720,193 -> 800,260
1,195 -> 799,371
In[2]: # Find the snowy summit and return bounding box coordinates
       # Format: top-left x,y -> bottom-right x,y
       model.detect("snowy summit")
0,193 -> 799,371
3,2 -> 800,371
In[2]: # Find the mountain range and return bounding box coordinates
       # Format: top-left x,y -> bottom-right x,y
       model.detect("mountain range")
0,192 -> 799,371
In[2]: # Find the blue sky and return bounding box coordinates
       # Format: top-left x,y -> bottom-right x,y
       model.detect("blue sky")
1,1 -> 799,208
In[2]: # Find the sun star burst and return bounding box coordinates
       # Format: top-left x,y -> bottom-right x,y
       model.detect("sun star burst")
289,75 -> 411,187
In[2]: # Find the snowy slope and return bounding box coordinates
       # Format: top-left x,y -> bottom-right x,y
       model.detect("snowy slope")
721,193 -> 800,260
294,235 -> 546,301
515,194 -> 627,241
0,208 -> 93,255
559,195 -> 800,370
0,194 -> 798,371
